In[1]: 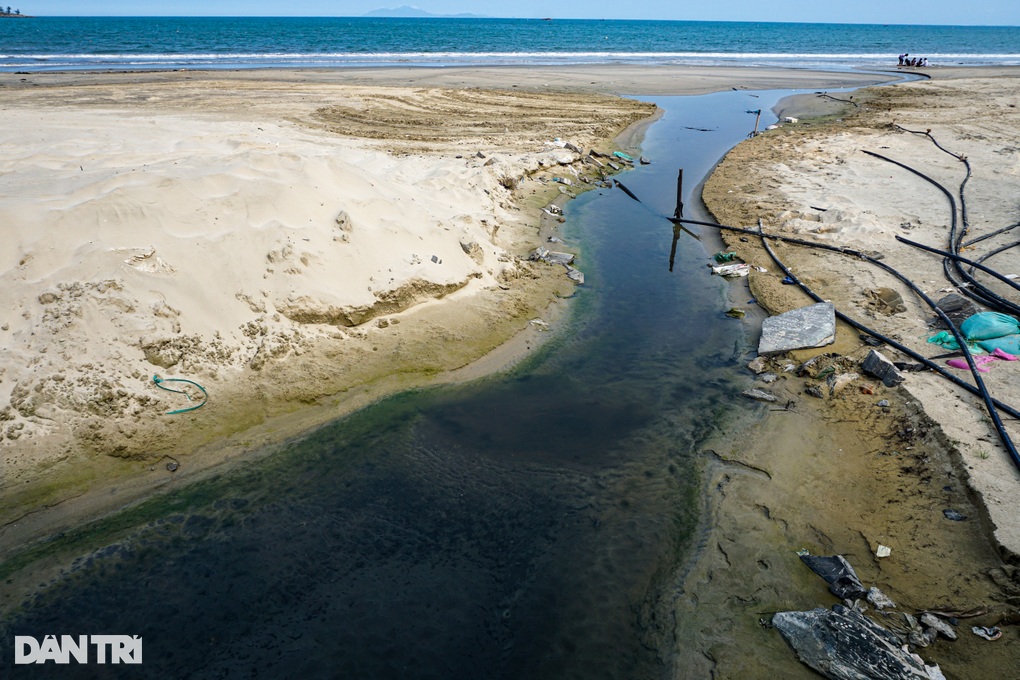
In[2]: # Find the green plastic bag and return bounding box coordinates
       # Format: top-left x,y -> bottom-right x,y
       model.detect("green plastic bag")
927,331 -> 960,351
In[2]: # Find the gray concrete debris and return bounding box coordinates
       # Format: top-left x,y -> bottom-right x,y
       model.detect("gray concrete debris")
936,292 -> 978,329
748,357 -> 768,374
827,372 -> 859,396
529,247 -> 575,266
773,606 -> 946,680
920,613 -> 957,641
760,372 -> 779,383
565,266 -> 585,285
758,302 -> 836,356
743,388 -> 778,402
806,385 -> 825,399
867,586 -> 896,610
862,349 -> 905,387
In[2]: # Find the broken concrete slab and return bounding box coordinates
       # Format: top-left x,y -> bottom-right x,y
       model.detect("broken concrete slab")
758,302 -> 836,356
529,247 -> 576,266
565,265 -> 584,285
862,349 -> 905,387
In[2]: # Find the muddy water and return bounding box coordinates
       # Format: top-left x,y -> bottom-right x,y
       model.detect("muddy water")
1,92 -> 793,679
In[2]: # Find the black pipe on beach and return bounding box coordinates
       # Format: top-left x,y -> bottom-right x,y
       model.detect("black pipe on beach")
895,235 -> 1020,295
864,144 -> 1020,320
669,216 -> 1020,420
815,92 -> 859,108
962,221 -> 1020,249
669,214 -> 1020,470
613,179 -> 642,203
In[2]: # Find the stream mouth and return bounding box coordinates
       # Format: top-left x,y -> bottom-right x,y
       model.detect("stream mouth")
1,90 -> 799,679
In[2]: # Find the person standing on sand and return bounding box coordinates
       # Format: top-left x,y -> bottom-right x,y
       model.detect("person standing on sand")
899,53 -> 908,66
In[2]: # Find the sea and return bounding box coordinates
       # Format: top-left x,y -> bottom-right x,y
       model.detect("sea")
1,16 -> 1019,72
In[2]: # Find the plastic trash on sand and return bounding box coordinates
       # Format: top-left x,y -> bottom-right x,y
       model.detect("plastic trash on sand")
973,626 -> 1002,641
711,263 -> 751,277
713,251 -> 737,263
960,311 -> 1020,340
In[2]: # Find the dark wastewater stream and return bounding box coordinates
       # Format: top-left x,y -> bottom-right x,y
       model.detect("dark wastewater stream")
2,90 -> 797,679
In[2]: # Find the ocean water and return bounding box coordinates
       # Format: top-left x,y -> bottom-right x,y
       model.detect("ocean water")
1,16 -> 1019,72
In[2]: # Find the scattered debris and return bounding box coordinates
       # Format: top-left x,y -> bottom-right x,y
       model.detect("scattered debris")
743,388 -> 778,403
876,544 -> 892,558
935,292 -> 978,328
827,371 -> 860,396
972,626 -> 1002,641
862,349 -> 906,387
712,262 -> 751,277
864,287 -> 906,315
920,613 -> 957,641
529,247 -> 575,266
725,308 -> 746,318
943,509 -> 967,521
867,586 -> 896,610
564,266 -> 585,285
806,385 -> 825,399
800,554 -> 867,600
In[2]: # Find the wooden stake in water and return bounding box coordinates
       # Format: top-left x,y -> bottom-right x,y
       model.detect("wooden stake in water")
747,109 -> 762,137
673,168 -> 684,219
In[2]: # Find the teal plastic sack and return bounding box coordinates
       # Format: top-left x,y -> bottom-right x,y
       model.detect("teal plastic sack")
927,331 -> 960,351
961,312 -> 1020,341
977,334 -> 1020,355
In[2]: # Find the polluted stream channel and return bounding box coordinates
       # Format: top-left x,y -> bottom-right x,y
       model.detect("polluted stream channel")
3,91 -> 795,678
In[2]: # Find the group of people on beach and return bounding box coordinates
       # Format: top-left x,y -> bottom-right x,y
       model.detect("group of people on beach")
898,53 -> 929,67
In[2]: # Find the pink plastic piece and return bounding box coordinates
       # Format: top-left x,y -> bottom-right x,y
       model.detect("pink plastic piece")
992,348 -> 1018,361
947,358 -> 991,372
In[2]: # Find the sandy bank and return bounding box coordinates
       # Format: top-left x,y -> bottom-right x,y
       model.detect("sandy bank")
679,67 -> 1020,677
0,66 -> 886,556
